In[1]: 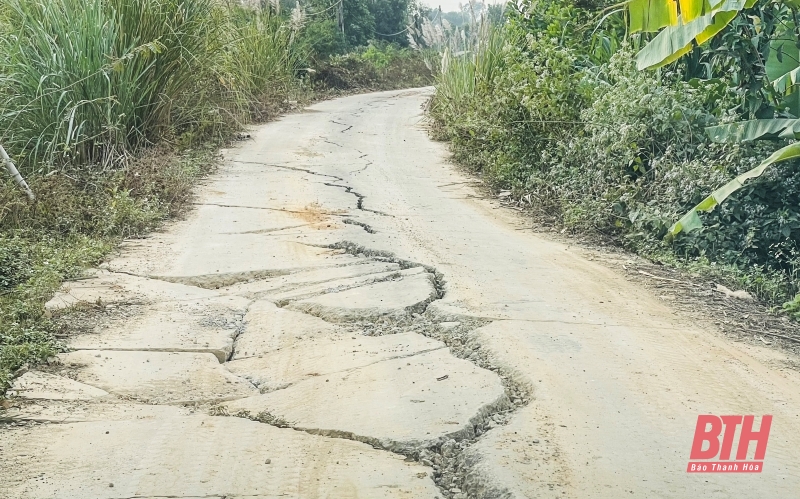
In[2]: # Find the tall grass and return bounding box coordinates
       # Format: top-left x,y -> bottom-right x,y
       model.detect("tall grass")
232,8 -> 305,101
430,23 -> 507,121
0,0 -> 303,171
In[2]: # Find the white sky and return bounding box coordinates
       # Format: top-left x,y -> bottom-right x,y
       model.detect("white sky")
420,0 -> 503,14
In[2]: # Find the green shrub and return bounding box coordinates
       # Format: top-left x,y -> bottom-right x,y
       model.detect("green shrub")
311,44 -> 432,91
299,19 -> 347,61
431,30 -> 589,187
0,236 -> 32,290
785,294 -> 800,319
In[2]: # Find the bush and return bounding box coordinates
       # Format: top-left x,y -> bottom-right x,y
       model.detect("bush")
0,236 -> 32,290
311,43 -> 433,91
431,30 -> 589,187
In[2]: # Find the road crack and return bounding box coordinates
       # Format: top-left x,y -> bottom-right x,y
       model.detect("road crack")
322,183 -> 392,217
342,218 -> 376,233
229,160 -> 345,182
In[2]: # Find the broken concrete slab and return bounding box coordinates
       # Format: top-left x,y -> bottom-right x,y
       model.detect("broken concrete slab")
110,231 -> 340,285
227,332 -> 445,391
287,271 -> 438,322
0,415 -> 439,499
224,259 -> 402,297
4,400 -> 194,423
59,351 -> 257,404
225,348 -> 508,451
45,269 -> 221,311
457,404 -> 568,499
231,300 -> 338,359
7,371 -> 109,401
68,295 -> 251,363
271,266 -> 426,304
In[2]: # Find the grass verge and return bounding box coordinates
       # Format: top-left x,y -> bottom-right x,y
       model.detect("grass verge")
0,148 -> 214,391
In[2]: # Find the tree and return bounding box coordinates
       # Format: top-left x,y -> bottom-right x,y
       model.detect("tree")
371,0 -> 410,45
342,0 -> 374,47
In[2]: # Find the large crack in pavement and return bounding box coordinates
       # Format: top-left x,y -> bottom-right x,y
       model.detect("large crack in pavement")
228,159 -> 385,215
342,218 -> 377,233
126,230 -> 510,499
207,241 -> 525,499
322,181 -> 393,217
23,183 -> 516,499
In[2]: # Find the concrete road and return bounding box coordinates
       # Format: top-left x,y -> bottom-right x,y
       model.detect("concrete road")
3,89 -> 799,499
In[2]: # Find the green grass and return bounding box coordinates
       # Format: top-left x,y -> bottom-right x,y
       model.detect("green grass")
0,0 -> 304,171
429,24 -> 506,122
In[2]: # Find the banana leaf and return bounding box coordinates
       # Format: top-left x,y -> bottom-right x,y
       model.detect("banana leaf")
627,0 -> 725,33
669,142 -> 800,236
706,118 -> 800,142
765,30 -> 800,115
633,0 -> 756,70
628,0 -> 678,33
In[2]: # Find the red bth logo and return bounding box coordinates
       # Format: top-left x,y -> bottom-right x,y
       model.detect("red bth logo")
687,415 -> 772,473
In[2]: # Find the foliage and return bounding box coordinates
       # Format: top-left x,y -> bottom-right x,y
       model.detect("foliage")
627,0 -> 759,70
230,7 -> 307,117
371,0 -> 410,45
0,0 -> 223,168
679,2 -> 787,119
626,1 -> 800,243
301,0 -> 410,55
311,43 -> 433,90
342,0 -> 375,47
785,293 -> 800,319
0,0 -> 303,171
670,141 -> 800,237
299,18 -> 347,60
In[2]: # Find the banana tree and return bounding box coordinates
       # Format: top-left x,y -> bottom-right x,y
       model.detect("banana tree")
626,0 -> 800,236
668,11 -> 800,235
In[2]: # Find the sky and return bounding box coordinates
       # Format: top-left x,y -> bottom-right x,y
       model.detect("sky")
419,0 -> 503,14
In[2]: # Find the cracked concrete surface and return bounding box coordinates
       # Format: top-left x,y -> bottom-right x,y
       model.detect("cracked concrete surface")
3,88 -> 800,499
